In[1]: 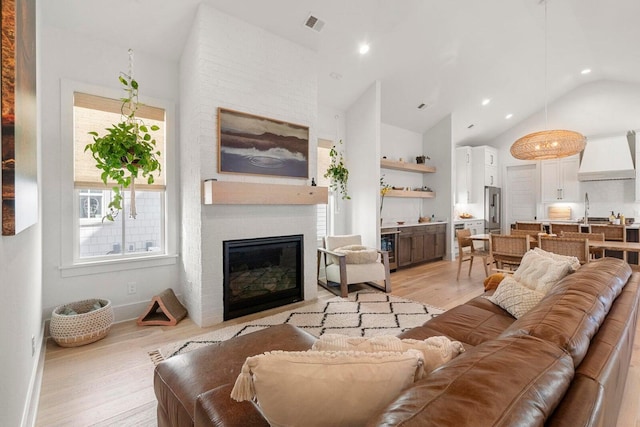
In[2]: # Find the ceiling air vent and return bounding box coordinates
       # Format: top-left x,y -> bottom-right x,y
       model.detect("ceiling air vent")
304,14 -> 325,32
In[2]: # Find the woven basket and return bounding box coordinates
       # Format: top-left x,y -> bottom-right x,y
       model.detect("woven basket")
50,299 -> 114,347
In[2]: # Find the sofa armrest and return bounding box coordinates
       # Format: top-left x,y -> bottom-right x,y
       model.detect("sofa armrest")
195,384 -> 269,427
154,324 -> 317,427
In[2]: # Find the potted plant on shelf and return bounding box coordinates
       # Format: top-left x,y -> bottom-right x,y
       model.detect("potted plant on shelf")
324,140 -> 350,200
84,51 -> 161,221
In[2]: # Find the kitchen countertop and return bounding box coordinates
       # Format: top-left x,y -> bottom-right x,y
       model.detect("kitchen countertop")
453,218 -> 484,223
517,219 -> 640,228
381,221 -> 447,229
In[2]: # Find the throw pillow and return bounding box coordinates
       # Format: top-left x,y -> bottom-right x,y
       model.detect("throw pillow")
483,273 -> 505,291
513,250 -> 572,294
333,244 -> 379,264
532,247 -> 581,272
311,334 -> 465,374
230,350 -> 424,427
487,276 -> 545,318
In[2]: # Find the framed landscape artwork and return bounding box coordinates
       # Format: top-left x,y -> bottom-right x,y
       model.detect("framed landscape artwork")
1,0 -> 37,235
218,108 -> 309,179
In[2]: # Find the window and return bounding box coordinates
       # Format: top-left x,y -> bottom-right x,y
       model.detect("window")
317,138 -> 333,240
73,92 -> 166,261
78,189 -> 105,221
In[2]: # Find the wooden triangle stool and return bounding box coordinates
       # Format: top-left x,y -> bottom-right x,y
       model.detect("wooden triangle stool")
137,288 -> 187,326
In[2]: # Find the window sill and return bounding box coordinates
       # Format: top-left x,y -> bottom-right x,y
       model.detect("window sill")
59,253 -> 179,278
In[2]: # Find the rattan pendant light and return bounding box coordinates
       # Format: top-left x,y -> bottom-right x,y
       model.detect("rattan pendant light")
510,1 -> 586,161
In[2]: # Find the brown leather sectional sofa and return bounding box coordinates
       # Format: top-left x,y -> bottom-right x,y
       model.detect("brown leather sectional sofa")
154,257 -> 639,426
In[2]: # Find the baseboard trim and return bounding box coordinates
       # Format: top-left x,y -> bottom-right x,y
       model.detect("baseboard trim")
22,326 -> 45,427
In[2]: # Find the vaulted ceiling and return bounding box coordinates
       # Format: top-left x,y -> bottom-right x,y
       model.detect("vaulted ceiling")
43,0 -> 640,145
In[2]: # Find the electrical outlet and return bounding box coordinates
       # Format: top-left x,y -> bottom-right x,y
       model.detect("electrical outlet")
31,335 -> 36,357
127,282 -> 137,295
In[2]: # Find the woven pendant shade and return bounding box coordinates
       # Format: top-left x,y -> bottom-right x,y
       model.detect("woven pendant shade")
510,2 -> 586,162
511,129 -> 586,160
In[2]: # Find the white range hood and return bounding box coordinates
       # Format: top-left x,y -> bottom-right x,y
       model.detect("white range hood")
578,134 -> 636,181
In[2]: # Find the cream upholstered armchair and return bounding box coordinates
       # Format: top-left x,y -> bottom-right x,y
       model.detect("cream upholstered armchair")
317,235 -> 391,298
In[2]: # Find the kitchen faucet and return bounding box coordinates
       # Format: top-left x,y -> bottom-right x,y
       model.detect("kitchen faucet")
584,192 -> 589,224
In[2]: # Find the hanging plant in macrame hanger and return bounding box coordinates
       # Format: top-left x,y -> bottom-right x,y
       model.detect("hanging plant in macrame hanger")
84,49 -> 162,221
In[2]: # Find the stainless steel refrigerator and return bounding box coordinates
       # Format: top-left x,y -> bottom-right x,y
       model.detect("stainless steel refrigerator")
484,186 -> 501,234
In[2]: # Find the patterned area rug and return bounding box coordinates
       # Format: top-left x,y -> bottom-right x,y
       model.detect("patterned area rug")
149,292 -> 444,364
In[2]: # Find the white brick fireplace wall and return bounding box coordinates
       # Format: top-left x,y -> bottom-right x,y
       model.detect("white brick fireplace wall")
179,5 -> 319,326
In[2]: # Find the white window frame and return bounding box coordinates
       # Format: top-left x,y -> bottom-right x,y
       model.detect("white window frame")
78,189 -> 106,225
317,138 -> 334,241
59,79 -> 178,276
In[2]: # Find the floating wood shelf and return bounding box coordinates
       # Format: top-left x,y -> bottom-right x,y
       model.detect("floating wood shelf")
203,181 -> 328,205
386,189 -> 435,199
380,159 -> 436,173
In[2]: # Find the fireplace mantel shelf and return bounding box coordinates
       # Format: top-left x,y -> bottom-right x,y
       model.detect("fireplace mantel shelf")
203,180 -> 328,205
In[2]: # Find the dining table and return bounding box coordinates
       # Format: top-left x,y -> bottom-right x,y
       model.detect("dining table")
586,240 -> 640,263
469,233 -> 640,268
469,233 -> 491,241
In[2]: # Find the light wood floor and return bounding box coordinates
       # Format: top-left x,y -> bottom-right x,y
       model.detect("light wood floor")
35,259 -> 640,426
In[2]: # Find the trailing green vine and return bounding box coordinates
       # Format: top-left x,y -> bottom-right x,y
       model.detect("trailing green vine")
324,140 -> 350,200
84,53 -> 161,221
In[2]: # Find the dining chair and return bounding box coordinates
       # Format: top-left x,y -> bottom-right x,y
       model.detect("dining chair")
561,231 -> 605,259
549,223 -> 580,235
590,224 -> 626,260
455,229 -> 492,280
510,229 -> 542,248
589,225 -> 626,241
490,234 -> 531,270
515,221 -> 543,231
538,236 -> 589,265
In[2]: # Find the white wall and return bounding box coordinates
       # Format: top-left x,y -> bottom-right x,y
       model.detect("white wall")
380,123 -> 425,224
0,226 -> 42,427
179,5 -> 319,326
1,3 -> 43,426
39,26 -> 181,321
346,81 -> 381,248
318,105 -> 348,235
423,115 -> 454,259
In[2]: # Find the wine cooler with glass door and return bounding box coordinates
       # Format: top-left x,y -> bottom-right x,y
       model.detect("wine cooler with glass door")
380,229 -> 400,271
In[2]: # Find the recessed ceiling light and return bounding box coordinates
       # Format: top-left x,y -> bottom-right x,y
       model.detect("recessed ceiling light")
581,68 -> 592,75
359,43 -> 370,55
505,113 -> 513,119
482,98 -> 491,106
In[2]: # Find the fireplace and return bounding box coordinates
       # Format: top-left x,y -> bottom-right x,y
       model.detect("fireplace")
223,234 -> 304,320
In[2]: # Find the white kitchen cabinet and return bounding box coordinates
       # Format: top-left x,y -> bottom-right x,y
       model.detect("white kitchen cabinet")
484,148 -> 498,167
484,167 -> 498,187
453,219 -> 485,257
455,147 -> 473,203
473,145 -> 499,189
541,155 -> 580,202
465,219 -> 485,236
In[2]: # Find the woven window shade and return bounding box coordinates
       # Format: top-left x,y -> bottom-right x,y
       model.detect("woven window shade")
510,130 -> 586,161
73,92 -> 165,189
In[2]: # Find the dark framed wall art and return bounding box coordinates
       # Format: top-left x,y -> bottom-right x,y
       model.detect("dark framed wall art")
1,0 -> 37,235
218,108 -> 309,179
